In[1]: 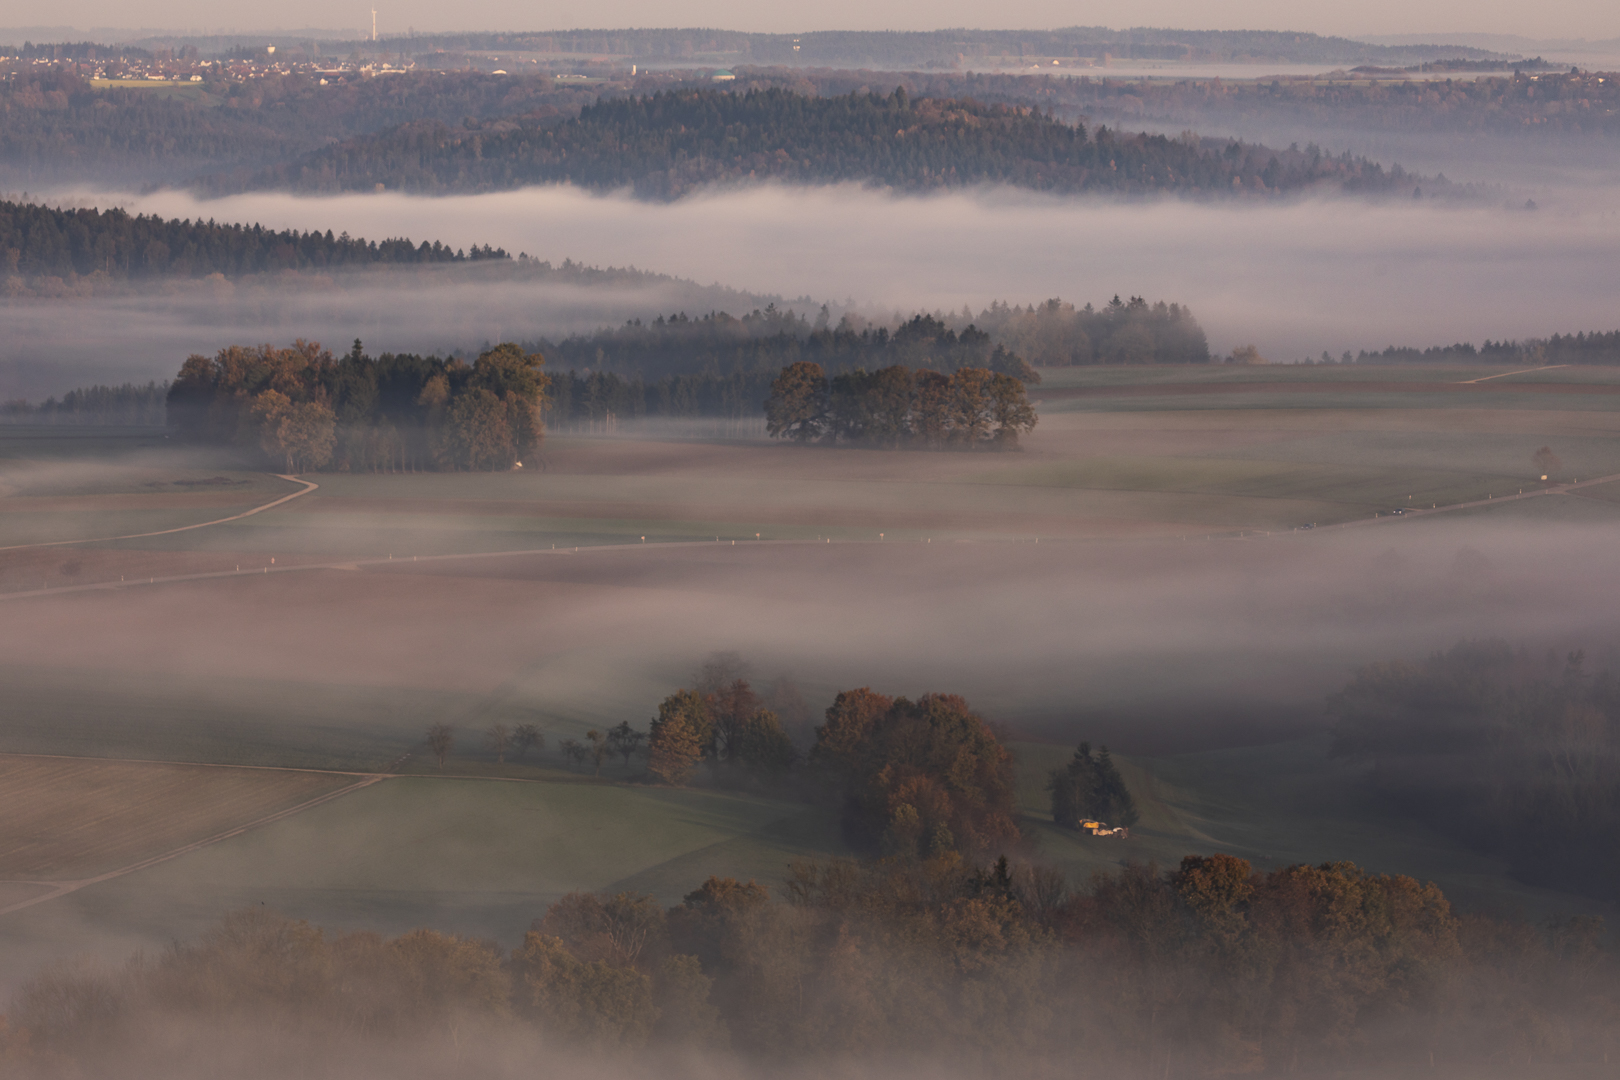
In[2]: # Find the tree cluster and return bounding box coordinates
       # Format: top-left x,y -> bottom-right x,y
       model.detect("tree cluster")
646,679 -> 797,786
0,198 -> 507,293
1330,638 -> 1620,902
9,853 -> 1615,1077
227,85 -> 1423,199
973,294 -> 1211,366
167,340 -> 548,472
1049,741 -> 1139,830
766,360 -> 1037,449
810,688 -> 1020,859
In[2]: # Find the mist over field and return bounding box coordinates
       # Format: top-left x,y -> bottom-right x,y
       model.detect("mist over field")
10,181 -> 1615,398
0,266 -> 786,400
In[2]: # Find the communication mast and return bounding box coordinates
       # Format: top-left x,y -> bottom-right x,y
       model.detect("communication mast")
371,8 -> 378,41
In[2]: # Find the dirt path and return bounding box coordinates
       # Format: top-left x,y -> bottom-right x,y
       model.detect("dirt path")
0,770 -> 387,918
0,474 -> 318,553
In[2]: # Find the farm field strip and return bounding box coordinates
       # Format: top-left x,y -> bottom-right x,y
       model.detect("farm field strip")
0,475 -> 318,553
5,469 -> 1612,604
0,754 -> 372,884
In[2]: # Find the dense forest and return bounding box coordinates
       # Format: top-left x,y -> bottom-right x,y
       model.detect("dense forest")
222,86 -> 1428,199
0,199 -> 508,290
4,670 -> 1614,1074
0,68 -> 598,184
1331,639 -> 1620,902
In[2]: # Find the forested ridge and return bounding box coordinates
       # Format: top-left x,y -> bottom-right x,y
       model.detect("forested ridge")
220,86 -> 1422,199
0,199 -> 509,289
0,68 -> 595,184
720,67 -> 1620,142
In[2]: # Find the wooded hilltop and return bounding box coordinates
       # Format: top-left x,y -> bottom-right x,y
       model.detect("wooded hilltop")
215,86 -> 1427,199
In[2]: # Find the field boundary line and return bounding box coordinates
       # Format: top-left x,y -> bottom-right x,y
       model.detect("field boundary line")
1318,471 -> 1620,533
0,750 -> 382,778
0,773 -> 388,919
1458,364 -> 1569,384
0,473 -> 318,553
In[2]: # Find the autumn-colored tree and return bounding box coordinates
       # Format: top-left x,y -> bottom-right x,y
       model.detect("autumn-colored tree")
764,360 -> 828,442
646,716 -> 702,784
812,690 -> 1019,859
947,366 -> 996,445
811,687 -> 893,775
989,372 -> 1037,447
653,688 -> 716,756
508,933 -> 657,1047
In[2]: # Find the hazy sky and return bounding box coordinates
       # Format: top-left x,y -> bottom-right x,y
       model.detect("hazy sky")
9,0 -> 1618,43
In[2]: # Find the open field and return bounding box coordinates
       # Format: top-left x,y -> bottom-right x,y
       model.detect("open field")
0,362 -> 1615,979
0,754 -> 361,881
0,772 -> 849,987
5,367 -> 1620,563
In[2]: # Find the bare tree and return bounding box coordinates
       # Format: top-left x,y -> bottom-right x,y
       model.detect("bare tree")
485,723 -> 511,764
694,651 -> 752,695
607,721 -> 646,768
585,729 -> 608,776
426,723 -> 454,770
561,738 -> 586,771
512,723 -> 543,761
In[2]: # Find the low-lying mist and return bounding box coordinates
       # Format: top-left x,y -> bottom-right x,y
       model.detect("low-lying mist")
0,265 -> 786,402
16,182 -> 1619,397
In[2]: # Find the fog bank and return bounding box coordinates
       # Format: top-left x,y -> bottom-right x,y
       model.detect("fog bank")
46,183 -> 1620,378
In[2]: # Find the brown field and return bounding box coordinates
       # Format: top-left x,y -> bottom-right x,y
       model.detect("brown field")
0,755 -> 363,880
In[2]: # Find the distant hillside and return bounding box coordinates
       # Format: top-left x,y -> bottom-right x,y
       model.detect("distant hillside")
0,68 -> 597,185
213,86 -> 1428,199
0,199 -> 508,290
176,26 -> 1500,67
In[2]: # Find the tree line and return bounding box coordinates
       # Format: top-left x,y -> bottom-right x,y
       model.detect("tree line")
745,68 -> 1619,144
766,360 -> 1037,449
167,340 -> 548,472
1330,638 -> 1620,903
1349,328 -> 1620,365
0,198 -> 509,290
6,853 -> 1612,1076
1,380 -> 168,424
222,85 -> 1426,199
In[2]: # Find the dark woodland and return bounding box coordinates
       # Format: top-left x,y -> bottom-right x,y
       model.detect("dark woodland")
219,86 -> 1427,199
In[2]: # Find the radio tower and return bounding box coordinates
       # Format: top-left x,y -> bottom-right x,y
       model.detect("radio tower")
371,8 -> 377,41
